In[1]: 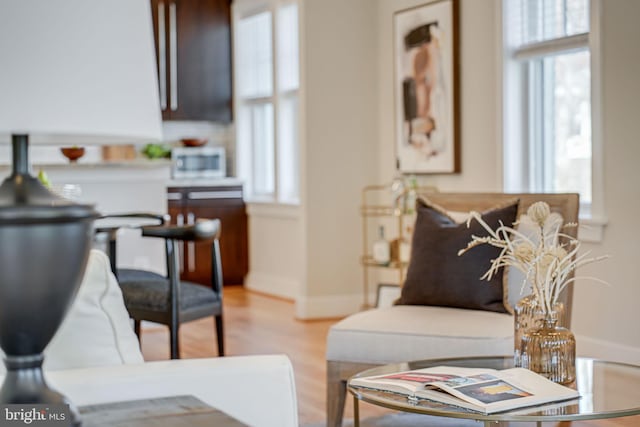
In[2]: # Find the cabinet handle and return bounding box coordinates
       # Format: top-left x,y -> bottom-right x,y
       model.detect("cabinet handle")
158,2 -> 167,110
169,2 -> 178,111
188,190 -> 242,200
176,213 -> 184,273
187,212 -> 195,272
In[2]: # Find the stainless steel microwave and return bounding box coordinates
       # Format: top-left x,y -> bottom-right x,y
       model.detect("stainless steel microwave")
172,146 -> 226,179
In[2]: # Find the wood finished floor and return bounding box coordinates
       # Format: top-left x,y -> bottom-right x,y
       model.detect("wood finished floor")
139,286 -> 640,426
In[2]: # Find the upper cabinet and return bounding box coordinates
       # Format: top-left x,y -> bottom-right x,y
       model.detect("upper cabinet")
150,0 -> 232,122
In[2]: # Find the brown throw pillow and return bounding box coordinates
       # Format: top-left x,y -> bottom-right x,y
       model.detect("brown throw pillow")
397,198 -> 519,313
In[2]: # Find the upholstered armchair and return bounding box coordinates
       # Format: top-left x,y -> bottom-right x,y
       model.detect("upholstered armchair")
326,193 -> 579,427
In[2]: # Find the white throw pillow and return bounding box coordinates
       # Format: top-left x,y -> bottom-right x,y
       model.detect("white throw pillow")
43,249 -> 144,370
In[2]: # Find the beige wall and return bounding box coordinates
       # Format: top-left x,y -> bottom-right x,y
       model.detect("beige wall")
296,0 -> 379,317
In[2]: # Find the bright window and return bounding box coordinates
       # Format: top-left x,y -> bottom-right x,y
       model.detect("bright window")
233,0 -> 300,204
503,0 -> 598,218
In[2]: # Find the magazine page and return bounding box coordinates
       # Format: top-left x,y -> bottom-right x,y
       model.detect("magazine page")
350,366 -> 496,397
425,368 -> 579,413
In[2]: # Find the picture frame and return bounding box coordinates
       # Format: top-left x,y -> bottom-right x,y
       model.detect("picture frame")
393,0 -> 460,174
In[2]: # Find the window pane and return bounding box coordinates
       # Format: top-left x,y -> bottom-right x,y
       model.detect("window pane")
510,0 -> 589,47
236,105 -> 252,185
237,11 -> 273,98
530,49 -> 591,203
277,3 -> 299,92
550,50 -> 591,203
252,103 -> 275,196
278,95 -> 299,202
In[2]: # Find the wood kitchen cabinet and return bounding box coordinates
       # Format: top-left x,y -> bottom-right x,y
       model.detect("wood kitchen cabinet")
150,0 -> 232,122
167,185 -> 248,286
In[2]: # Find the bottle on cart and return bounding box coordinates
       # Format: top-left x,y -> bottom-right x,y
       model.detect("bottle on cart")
372,225 -> 391,265
404,175 -> 418,215
390,169 -> 405,216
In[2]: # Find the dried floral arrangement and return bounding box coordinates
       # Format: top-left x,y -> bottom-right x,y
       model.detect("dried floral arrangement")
458,201 -> 608,315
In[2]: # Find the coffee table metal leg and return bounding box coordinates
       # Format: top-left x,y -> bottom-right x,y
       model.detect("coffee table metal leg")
353,396 -> 360,427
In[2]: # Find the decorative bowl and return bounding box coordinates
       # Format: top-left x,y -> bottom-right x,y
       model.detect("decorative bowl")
60,147 -> 85,163
180,138 -> 208,147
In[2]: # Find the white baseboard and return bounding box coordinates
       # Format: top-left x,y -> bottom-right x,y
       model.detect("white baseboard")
244,271 -> 299,300
575,334 -> 640,364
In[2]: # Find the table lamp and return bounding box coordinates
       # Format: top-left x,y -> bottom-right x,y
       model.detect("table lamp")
0,0 -> 162,424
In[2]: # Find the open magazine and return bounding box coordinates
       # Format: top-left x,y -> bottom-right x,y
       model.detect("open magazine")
350,366 -> 579,414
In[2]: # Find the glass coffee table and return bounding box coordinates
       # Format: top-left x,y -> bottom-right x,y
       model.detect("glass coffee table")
347,356 -> 640,427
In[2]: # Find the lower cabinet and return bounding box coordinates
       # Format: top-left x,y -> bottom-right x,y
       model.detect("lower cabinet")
167,185 -> 248,285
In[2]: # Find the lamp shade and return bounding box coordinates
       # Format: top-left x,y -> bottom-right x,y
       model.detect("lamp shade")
0,0 -> 162,144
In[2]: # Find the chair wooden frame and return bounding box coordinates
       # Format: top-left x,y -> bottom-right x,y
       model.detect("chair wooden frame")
129,220 -> 225,359
97,214 -> 224,359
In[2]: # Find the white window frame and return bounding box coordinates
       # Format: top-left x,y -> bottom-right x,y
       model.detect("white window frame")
500,0 -> 606,242
233,0 -> 301,206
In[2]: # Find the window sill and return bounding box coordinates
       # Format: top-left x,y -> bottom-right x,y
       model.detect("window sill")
578,216 -> 607,243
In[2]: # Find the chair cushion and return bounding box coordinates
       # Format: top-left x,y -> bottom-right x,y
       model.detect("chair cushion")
117,268 -> 165,284
326,305 -> 513,364
118,269 -> 219,312
397,198 -> 518,313
44,250 -> 144,370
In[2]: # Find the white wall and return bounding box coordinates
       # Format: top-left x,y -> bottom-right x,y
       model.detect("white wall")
295,0 -> 379,318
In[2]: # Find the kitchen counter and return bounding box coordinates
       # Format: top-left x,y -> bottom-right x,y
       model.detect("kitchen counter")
0,160 -> 243,188
166,177 -> 244,188
0,159 -> 172,170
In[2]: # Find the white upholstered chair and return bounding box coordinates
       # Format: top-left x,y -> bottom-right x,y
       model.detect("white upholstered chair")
326,193 -> 579,427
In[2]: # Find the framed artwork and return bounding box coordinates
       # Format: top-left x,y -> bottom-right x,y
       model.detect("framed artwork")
394,0 -> 460,174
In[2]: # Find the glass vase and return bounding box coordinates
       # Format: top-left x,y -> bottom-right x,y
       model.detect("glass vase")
513,295 -> 565,367
519,312 -> 576,385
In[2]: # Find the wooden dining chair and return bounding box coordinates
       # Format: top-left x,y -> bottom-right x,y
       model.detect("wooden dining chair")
98,214 -> 225,359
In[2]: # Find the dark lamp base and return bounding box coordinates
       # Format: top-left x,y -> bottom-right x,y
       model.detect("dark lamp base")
0,135 -> 99,427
